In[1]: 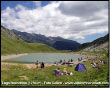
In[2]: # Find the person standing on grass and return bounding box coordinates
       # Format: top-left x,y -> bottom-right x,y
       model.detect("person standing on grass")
41,62 -> 45,68
36,60 -> 39,68
71,59 -> 73,62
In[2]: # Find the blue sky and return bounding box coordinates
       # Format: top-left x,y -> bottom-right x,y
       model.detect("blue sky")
1,1 -> 50,10
1,1 -> 108,44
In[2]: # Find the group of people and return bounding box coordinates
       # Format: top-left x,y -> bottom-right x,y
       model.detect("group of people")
91,60 -> 105,68
86,55 -> 103,61
54,68 -> 73,76
36,60 -> 45,69
53,59 -> 74,66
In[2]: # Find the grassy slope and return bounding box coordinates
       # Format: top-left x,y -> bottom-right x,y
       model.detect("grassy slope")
1,52 -> 109,87
1,34 -> 58,55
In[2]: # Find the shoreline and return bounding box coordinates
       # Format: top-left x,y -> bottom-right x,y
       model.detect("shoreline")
1,53 -> 28,61
1,59 -> 87,69
1,52 -> 94,69
1,52 -> 84,61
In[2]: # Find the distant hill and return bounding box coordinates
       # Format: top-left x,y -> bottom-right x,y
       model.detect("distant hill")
1,26 -> 58,55
78,34 -> 109,52
12,29 -> 81,50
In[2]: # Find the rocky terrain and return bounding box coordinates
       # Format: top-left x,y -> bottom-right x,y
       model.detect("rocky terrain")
1,26 -> 24,41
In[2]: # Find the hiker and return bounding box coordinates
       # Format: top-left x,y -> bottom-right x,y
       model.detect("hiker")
41,62 -> 45,68
36,60 -> 39,68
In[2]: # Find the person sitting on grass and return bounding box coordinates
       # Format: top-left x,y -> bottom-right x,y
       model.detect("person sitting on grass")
102,60 -> 106,64
62,68 -> 68,75
54,61 -> 58,66
91,61 -> 96,66
54,61 -> 56,64
54,68 -> 61,76
88,57 -> 91,60
92,63 -> 99,68
98,60 -> 104,65
62,60 -> 67,65
62,68 -> 71,75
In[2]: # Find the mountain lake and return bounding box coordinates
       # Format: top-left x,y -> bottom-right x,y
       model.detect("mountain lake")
4,53 -> 85,64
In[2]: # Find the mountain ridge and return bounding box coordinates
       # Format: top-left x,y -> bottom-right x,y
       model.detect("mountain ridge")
12,29 -> 81,50
1,25 -> 58,55
1,25 -> 108,52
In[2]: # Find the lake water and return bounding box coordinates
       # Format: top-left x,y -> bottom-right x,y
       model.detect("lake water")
5,53 -> 85,64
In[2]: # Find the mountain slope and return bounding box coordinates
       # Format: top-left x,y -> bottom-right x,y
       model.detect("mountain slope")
1,26 -> 58,55
1,26 -> 24,41
12,29 -> 81,50
79,34 -> 109,52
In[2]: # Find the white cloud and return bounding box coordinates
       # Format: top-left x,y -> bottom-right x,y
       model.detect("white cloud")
59,1 -> 108,18
1,1 -> 108,43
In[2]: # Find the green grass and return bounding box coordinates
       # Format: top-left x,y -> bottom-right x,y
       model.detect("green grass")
1,34 -> 59,55
1,53 -> 109,87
